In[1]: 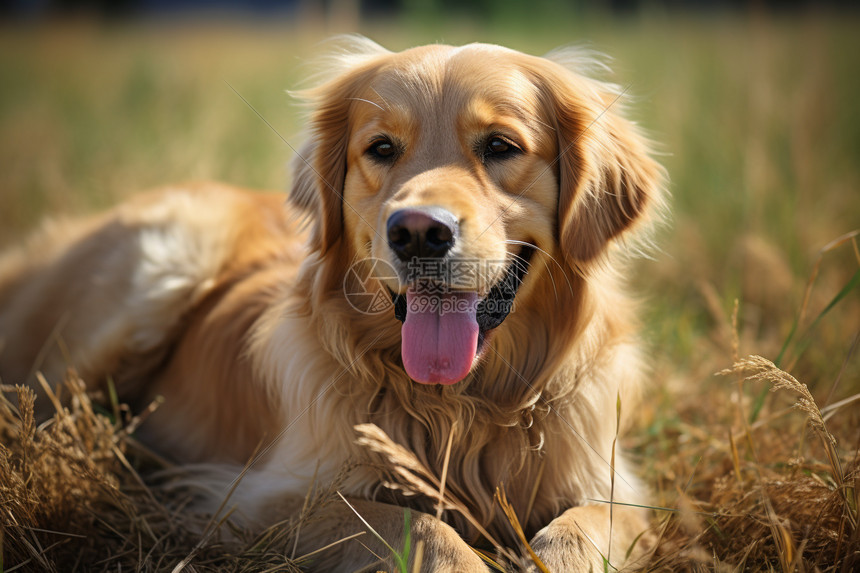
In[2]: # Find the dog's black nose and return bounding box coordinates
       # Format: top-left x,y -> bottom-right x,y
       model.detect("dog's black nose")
386,207 -> 458,261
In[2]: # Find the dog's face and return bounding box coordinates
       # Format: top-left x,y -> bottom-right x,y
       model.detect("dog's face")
291,40 -> 662,385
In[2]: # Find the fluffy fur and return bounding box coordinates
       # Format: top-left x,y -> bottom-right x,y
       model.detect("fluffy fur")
0,37 -> 665,572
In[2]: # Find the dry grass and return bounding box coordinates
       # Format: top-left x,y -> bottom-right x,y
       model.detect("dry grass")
0,372 -> 364,572
645,353 -> 859,572
2,11 -> 860,572
2,353 -> 857,571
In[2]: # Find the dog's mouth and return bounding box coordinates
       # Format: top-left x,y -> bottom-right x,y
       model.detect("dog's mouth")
389,246 -> 534,385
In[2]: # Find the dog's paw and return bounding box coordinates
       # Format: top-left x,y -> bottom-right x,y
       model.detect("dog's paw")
527,504 -> 650,572
528,520 -> 607,572
406,514 -> 488,573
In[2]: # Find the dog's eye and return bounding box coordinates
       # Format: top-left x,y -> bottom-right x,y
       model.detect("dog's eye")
483,136 -> 521,162
367,138 -> 399,162
488,138 -> 510,154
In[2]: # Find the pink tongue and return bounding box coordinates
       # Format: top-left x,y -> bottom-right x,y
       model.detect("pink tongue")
401,289 -> 479,385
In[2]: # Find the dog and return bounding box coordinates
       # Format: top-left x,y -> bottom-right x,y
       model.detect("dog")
0,37 -> 665,571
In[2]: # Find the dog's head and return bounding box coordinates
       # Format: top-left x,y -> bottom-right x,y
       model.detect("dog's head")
291,37 -> 663,385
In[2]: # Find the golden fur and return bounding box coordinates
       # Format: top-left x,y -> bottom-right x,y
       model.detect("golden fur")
0,37 -> 665,572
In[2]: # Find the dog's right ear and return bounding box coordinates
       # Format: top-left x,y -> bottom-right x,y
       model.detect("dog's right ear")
289,134 -> 343,254
289,37 -> 389,254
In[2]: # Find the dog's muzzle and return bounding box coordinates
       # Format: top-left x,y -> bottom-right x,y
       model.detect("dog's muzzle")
390,246 -> 534,385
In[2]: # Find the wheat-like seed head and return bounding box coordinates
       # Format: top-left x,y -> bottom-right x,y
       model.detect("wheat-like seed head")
718,354 -> 856,531
718,355 -> 827,436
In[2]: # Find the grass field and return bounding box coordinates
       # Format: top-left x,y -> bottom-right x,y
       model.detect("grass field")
1,9 -> 859,571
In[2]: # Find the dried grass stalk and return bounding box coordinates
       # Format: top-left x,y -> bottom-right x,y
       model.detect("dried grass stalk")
719,355 -> 858,530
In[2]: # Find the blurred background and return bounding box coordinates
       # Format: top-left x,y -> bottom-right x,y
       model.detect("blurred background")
0,2 -> 858,565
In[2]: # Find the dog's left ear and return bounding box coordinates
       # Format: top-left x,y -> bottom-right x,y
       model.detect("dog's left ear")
535,57 -> 664,264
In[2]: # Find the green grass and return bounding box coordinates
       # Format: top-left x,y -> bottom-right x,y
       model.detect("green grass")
0,10 -> 858,571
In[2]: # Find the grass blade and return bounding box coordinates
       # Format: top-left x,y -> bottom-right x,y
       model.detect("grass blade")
753,266 -> 860,423
495,487 -> 550,573
775,231 -> 860,368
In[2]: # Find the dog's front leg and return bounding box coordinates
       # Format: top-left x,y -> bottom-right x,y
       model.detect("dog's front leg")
528,504 -> 651,572
290,498 -> 487,573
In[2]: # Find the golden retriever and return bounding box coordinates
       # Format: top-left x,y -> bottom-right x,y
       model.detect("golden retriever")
0,37 -> 665,571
